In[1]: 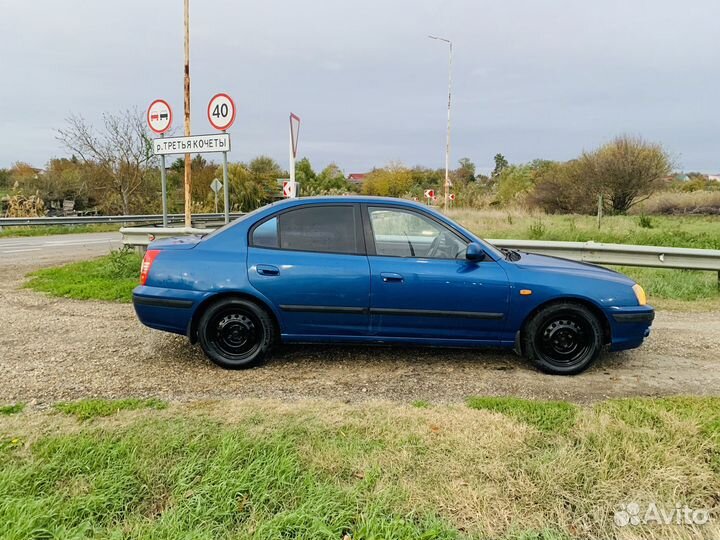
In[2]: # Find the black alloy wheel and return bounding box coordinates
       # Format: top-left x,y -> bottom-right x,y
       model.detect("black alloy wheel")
198,298 -> 275,369
523,302 -> 603,375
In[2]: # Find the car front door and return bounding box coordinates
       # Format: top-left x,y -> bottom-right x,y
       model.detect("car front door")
364,204 -> 510,343
247,203 -> 370,338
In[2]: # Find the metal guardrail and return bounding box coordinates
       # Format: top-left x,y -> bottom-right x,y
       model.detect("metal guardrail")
0,213 -> 244,227
487,239 -> 720,272
119,225 -> 720,273
120,226 -> 212,246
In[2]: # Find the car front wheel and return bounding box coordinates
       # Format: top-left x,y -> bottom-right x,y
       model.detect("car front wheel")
197,298 -> 275,369
523,302 -> 603,375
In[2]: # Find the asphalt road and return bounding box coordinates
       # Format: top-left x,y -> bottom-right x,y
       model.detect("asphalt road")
0,232 -> 121,266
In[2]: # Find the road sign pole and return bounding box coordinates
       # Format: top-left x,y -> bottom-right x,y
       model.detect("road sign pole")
444,39 -> 452,213
206,94 -> 236,221
428,35 -> 452,212
222,131 -> 230,223
288,123 -> 296,198
147,100 -> 172,227
160,133 -> 168,227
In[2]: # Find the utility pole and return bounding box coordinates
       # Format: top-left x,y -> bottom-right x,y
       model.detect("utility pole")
183,0 -> 192,228
429,35 -> 452,212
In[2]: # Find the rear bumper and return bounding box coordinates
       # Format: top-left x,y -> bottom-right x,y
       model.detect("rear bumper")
132,286 -> 206,336
607,305 -> 655,351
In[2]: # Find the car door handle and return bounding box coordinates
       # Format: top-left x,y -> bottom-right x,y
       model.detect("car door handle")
256,264 -> 280,276
381,272 -> 404,283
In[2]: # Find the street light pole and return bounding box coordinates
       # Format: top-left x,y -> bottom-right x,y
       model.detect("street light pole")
183,0 -> 192,228
429,35 -> 452,212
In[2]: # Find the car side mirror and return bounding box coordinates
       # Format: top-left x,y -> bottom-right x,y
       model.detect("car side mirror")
465,242 -> 486,262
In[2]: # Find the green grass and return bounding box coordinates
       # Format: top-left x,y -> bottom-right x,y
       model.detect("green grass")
0,404 -> 24,415
1,397 -> 718,539
25,250 -> 141,302
0,415 -> 458,539
55,398 -> 168,421
0,223 -> 119,238
449,210 -> 720,250
466,396 -> 578,434
412,400 -> 431,409
614,266 -> 720,303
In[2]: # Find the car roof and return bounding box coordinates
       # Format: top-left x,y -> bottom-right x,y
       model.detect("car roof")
268,195 -> 428,210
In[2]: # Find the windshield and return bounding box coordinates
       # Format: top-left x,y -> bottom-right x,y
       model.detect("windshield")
479,241 -> 506,261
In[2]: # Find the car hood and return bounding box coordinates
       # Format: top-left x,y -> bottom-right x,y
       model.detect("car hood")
510,252 -> 635,285
148,235 -> 203,250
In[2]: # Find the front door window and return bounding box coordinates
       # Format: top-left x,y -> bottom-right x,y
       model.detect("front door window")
368,207 -> 467,259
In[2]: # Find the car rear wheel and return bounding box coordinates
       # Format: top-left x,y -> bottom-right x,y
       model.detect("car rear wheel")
198,298 -> 275,369
523,302 -> 603,375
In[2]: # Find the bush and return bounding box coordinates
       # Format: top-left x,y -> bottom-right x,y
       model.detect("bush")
527,219 -> 546,239
638,215 -> 653,228
530,136 -> 672,215
108,247 -> 141,277
527,160 -> 596,214
362,164 -> 414,197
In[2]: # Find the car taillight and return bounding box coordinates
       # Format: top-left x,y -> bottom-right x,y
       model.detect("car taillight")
140,249 -> 160,285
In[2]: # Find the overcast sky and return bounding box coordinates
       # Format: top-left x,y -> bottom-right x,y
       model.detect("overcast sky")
1,0 -> 718,174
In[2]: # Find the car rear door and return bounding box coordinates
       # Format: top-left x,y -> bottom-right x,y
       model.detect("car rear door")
363,204 -> 510,342
247,203 -> 370,338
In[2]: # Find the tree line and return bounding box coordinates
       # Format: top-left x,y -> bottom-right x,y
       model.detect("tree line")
2,109 -> 712,217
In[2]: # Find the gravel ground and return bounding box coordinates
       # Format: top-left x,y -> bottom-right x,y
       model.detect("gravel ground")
1,240 -> 719,407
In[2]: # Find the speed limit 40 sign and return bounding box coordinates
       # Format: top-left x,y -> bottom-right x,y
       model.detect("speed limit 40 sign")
207,93 -> 236,131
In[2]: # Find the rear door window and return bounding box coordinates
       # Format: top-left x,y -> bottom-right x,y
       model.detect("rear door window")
251,217 -> 278,248
252,205 -> 362,255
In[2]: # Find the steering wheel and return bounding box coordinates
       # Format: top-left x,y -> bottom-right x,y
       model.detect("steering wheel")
428,233 -> 467,259
427,235 -> 442,258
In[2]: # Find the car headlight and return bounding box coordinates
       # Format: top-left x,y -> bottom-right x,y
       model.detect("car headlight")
632,284 -> 647,306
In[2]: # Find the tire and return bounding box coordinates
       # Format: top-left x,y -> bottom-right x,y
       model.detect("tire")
523,302 -> 603,375
197,298 -> 275,369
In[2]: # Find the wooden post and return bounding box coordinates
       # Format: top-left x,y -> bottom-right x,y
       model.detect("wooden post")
596,194 -> 603,229
183,0 -> 192,229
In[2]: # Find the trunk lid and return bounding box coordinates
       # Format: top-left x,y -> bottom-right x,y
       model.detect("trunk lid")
147,235 -> 203,251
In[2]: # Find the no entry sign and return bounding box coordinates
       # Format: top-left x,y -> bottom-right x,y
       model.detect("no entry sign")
147,99 -> 172,134
207,93 -> 236,131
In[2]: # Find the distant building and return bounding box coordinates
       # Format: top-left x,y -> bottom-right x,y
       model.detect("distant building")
347,173 -> 368,185
708,174 -> 720,182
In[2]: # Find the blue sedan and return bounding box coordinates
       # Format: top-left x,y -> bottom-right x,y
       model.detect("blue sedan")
133,196 -> 654,375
